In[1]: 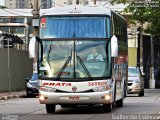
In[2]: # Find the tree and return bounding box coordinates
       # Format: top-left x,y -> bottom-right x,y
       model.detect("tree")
0,5 -> 6,9
110,0 -> 160,38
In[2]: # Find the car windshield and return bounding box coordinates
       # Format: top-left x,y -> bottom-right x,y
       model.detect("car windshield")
128,67 -> 140,77
31,73 -> 38,81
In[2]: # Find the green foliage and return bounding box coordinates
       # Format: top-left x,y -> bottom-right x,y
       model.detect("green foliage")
110,0 -> 127,4
110,0 -> 160,37
0,5 -> 6,9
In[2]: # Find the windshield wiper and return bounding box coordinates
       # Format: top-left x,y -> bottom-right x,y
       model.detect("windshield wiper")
77,56 -> 92,80
56,56 -> 71,80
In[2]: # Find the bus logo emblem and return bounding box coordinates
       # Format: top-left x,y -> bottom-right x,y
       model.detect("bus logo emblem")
72,86 -> 77,91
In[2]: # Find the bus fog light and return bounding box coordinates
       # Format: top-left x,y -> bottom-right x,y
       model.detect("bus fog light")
39,95 -> 48,101
102,95 -> 111,100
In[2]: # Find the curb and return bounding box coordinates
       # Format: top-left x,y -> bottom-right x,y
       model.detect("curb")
0,94 -> 26,101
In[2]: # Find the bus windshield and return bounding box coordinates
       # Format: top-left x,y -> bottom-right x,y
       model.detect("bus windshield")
40,16 -> 110,38
39,40 -> 111,80
39,16 -> 111,80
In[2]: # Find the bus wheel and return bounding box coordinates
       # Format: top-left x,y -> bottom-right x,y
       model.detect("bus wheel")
46,104 -> 56,113
103,104 -> 112,112
116,98 -> 123,107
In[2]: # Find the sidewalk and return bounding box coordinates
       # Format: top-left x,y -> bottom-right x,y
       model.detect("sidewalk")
0,90 -> 26,101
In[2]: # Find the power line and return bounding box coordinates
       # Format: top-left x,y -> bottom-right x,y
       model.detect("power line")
4,6 -> 32,13
1,9 -> 25,16
103,1 -> 111,6
11,9 -> 32,13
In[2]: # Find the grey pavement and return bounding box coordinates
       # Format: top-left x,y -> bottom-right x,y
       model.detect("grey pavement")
0,90 -> 26,101
0,89 -> 160,120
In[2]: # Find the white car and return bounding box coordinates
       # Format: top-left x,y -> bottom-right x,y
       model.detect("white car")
127,67 -> 144,96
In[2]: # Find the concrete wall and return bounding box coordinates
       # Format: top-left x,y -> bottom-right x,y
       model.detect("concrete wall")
128,47 -> 137,67
0,49 -> 33,92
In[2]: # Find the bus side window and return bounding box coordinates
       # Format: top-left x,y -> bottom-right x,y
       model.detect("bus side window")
114,64 -> 118,80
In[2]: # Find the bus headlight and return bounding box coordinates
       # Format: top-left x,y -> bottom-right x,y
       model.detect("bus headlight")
39,95 -> 48,101
39,87 -> 56,92
103,94 -> 111,100
92,86 -> 110,92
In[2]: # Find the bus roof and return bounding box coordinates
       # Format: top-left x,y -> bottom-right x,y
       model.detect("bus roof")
40,5 -> 112,16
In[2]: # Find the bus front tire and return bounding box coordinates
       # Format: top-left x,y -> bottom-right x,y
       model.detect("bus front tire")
46,104 -> 56,113
116,98 -> 123,107
103,104 -> 112,112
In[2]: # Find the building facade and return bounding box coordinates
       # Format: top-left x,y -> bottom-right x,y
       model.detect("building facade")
5,0 -> 33,9
4,0 -> 115,8
0,9 -> 33,51
41,0 -> 52,9
53,0 -> 88,6
5,0 -> 17,9
5,0 -> 52,9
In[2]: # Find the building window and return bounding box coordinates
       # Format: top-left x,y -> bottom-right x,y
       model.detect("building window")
29,26 -> 33,34
84,0 -> 88,5
0,27 -> 9,33
0,26 -> 25,35
27,18 -> 32,25
10,18 -> 24,23
0,18 -> 9,23
68,0 -> 72,5
10,27 -> 25,35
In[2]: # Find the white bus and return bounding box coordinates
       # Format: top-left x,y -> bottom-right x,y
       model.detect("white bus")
29,6 -> 128,113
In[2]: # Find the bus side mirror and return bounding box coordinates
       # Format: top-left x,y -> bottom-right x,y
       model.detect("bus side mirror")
111,35 -> 118,57
29,36 -> 37,58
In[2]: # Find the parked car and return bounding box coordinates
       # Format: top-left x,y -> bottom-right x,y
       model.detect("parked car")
127,67 -> 144,96
25,73 -> 39,97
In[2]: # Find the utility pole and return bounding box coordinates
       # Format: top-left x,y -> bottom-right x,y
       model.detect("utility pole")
32,0 -> 39,72
76,0 -> 79,5
32,0 -> 39,36
139,24 -> 144,74
94,0 -> 96,5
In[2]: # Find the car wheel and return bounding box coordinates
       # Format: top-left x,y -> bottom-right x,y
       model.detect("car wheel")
138,89 -> 144,97
103,104 -> 112,112
46,104 -> 56,113
116,98 -> 123,107
26,91 -> 32,97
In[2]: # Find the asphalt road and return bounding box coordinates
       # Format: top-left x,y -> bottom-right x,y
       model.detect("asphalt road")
0,89 -> 160,120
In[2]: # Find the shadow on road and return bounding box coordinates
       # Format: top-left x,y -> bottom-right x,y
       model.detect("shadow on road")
54,105 -> 117,114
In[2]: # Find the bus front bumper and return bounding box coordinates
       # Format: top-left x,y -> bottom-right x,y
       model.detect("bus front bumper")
39,91 -> 112,105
